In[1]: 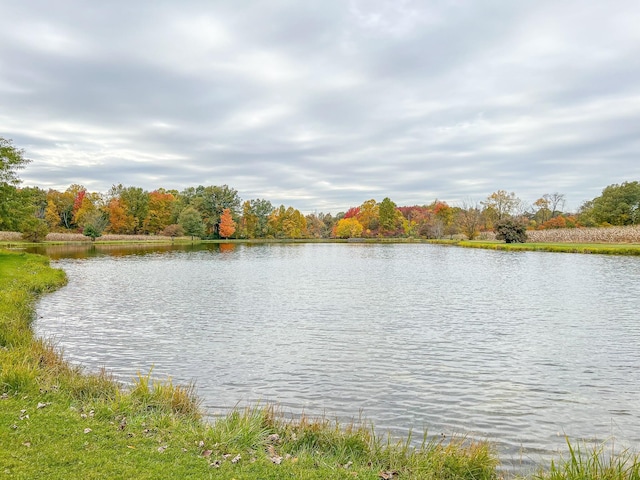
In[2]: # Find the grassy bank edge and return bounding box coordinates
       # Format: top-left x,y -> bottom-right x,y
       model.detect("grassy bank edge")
454,241 -> 640,255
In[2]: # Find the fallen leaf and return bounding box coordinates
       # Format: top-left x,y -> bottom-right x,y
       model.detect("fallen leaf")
343,461 -> 353,469
209,460 -> 222,468
202,450 -> 213,458
198,440 -> 205,448
269,455 -> 283,465
22,442 -> 31,448
267,433 -> 280,444
378,471 -> 398,480
158,446 -> 167,453
231,454 -> 241,464
84,428 -> 92,434
37,402 -> 51,409
127,445 -> 136,449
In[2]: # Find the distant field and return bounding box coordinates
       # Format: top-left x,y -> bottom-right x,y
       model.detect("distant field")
527,225 -> 640,243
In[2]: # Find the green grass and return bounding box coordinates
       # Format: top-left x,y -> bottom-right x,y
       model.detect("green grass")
457,241 -> 640,255
533,438 -> 640,480
1,249 -> 639,479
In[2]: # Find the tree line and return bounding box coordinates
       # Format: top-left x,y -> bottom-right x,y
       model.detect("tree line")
2,137 -> 639,241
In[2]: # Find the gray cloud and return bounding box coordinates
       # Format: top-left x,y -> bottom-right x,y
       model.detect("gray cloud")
2,0 -> 640,213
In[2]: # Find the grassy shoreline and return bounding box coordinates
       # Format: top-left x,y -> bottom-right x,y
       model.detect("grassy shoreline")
455,240 -> 640,255
3,230 -> 640,256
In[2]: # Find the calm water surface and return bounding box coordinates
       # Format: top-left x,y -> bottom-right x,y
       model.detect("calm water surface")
33,243 -> 640,469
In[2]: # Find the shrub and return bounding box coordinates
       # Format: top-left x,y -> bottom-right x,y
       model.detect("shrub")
494,219 -> 527,243
21,217 -> 49,242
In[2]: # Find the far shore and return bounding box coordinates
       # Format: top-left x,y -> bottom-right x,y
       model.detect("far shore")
2,229 -> 640,256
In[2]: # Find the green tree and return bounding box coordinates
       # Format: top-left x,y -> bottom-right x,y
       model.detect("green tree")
0,138 -> 31,230
240,198 -> 273,238
199,185 -> 241,237
21,217 -> 49,242
82,211 -> 108,241
119,186 -> 150,234
378,197 -> 401,235
588,181 -> 640,225
178,206 -> 205,240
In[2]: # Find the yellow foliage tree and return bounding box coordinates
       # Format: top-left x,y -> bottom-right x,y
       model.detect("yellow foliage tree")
334,217 -> 364,238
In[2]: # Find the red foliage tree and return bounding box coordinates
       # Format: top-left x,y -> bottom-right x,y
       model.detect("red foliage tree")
343,206 -> 360,219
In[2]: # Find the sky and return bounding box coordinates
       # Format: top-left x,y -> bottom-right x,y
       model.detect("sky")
1,1 -> 640,214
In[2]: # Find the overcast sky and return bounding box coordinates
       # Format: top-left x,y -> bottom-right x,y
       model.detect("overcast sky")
2,1 -> 639,213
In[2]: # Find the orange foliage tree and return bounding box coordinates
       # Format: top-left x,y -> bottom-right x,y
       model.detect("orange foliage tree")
107,198 -> 135,234
218,208 -> 236,238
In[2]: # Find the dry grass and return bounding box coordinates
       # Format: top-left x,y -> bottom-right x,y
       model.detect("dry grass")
527,225 -> 640,244
0,231 -> 23,241
2,231 -> 187,243
45,232 -> 179,242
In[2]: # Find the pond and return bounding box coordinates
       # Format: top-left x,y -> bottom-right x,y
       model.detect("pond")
31,242 -> 640,471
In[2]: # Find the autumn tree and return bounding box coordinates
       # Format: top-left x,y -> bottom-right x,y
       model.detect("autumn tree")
343,206 -> 360,219
218,208 -> 236,239
305,213 -> 328,238
144,189 -> 176,234
532,197 -> 552,225
482,190 -> 522,228
46,188 -> 75,230
106,198 -> 135,234
356,199 -> 379,234
457,201 -> 483,240
73,189 -> 102,231
334,217 -> 364,238
268,205 -> 307,238
44,198 -> 61,230
162,224 -> 184,242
